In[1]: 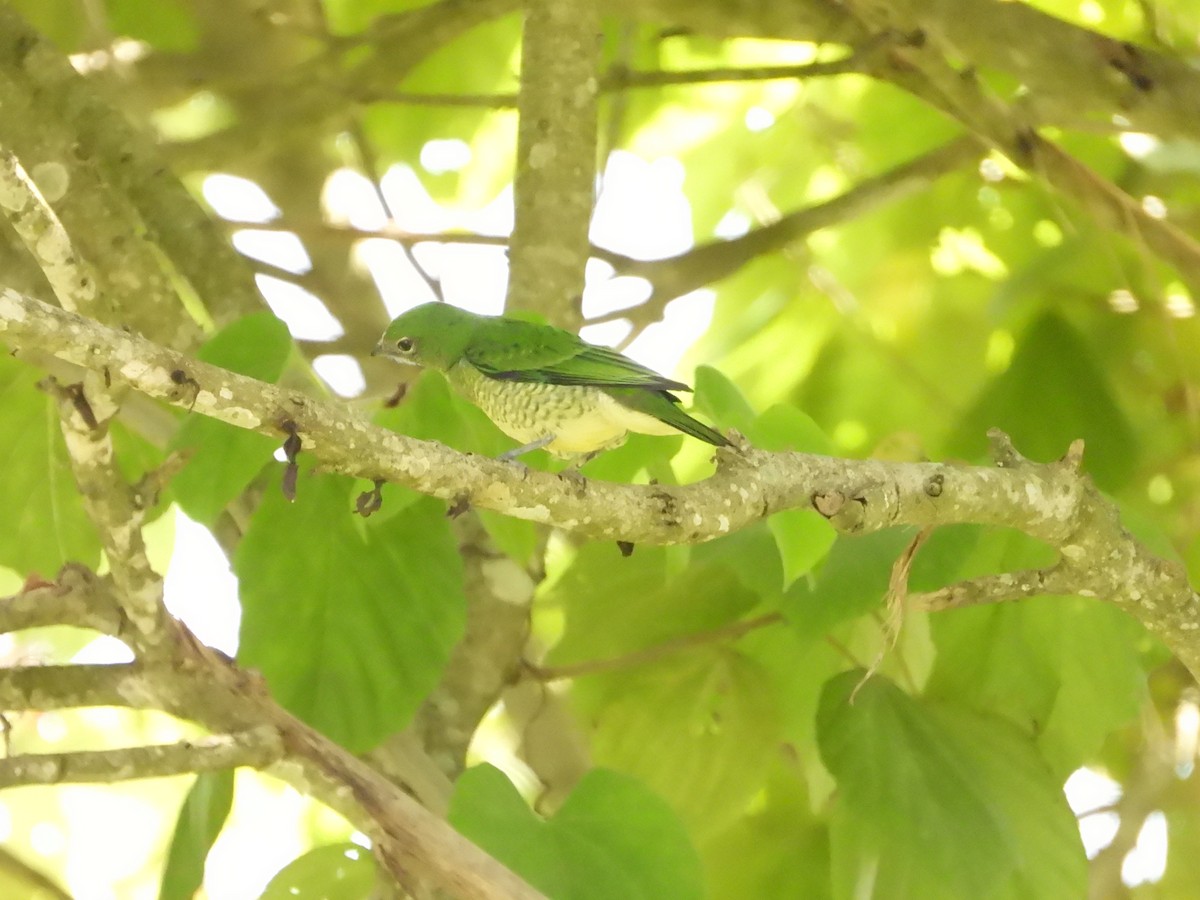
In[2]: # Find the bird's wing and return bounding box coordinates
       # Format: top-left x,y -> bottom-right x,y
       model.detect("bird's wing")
466,321 -> 690,391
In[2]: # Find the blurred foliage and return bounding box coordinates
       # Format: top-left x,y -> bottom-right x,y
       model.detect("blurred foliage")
2,0 -> 1200,897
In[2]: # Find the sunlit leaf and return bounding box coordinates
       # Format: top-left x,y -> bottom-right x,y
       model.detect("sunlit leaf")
782,528 -> 917,640
692,365 -> 756,436
0,353 -> 99,574
926,596 -> 1146,774
818,672 -> 1085,900
947,313 -> 1137,489
449,765 -> 703,900
259,843 -> 374,900
159,770 -> 234,900
580,650 -> 781,836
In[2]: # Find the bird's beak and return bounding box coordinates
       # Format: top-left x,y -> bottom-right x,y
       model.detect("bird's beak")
369,340 -> 384,357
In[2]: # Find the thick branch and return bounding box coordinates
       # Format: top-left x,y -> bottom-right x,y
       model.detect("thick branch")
0,10 -> 206,349
607,0 -> 1200,144
408,517 -> 537,779
45,380 -> 169,654
2,290 -> 1199,681
837,3 -> 1200,292
0,288 -> 1086,546
0,8 -> 267,329
0,151 -> 108,318
0,614 -> 546,900
0,663 -> 217,720
0,565 -> 125,637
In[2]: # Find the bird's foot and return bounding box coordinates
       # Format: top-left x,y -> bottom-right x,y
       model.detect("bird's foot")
557,467 -> 588,494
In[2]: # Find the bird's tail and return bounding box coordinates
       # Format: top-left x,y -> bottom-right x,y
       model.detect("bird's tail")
613,388 -> 729,447
661,402 -> 730,447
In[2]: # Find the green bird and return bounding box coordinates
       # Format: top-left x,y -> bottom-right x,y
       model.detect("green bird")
373,302 -> 728,460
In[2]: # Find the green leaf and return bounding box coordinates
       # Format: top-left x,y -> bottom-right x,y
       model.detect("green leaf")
449,765 -> 704,900
752,403 -> 834,454
578,432 -> 684,484
544,543 -> 774,833
691,523 -> 784,597
818,672 -> 1085,900
768,509 -> 837,590
692,365 -> 756,436
926,596 -> 1146,774
476,509 -> 540,563
259,843 -> 375,900
578,651 -> 781,836
0,354 -> 99,574
546,544 -> 758,669
172,313 -> 293,525
107,0 -> 198,51
237,476 -> 465,751
782,528 -> 918,640
702,759 -> 831,900
947,313 -> 1137,490
159,770 -> 234,900
7,0 -> 84,49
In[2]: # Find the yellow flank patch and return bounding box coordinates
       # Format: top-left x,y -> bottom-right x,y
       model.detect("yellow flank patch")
447,361 -> 675,456
538,397 -> 667,453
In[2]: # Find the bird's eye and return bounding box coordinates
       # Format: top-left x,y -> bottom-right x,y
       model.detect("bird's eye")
395,337 -> 415,353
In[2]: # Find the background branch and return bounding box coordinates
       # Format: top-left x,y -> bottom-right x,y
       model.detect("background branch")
506,0 -> 601,328
0,728 -> 285,788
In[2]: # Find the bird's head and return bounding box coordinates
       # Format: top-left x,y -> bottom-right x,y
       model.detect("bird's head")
372,302 -> 481,372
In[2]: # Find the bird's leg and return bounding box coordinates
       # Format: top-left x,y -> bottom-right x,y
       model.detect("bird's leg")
497,434 -> 556,461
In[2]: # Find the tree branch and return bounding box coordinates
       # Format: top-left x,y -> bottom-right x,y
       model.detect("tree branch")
42,378 -> 170,655
0,288 -> 1086,545
0,151 -> 108,318
0,728 -> 284,789
0,565 -> 125,636
0,593 -> 548,900
912,567 -> 1074,612
528,612 -> 783,681
506,0 -> 601,328
2,290 -> 1199,682
608,0 -> 1200,144
835,4 -> 1200,292
0,8 -> 264,330
0,663 -> 200,716
588,135 -> 983,325
408,516 -> 538,780
372,56 -> 869,107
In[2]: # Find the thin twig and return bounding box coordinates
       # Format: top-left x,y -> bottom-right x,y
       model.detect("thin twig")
529,612 -> 783,681
369,57 -> 868,108
344,120 -> 445,302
